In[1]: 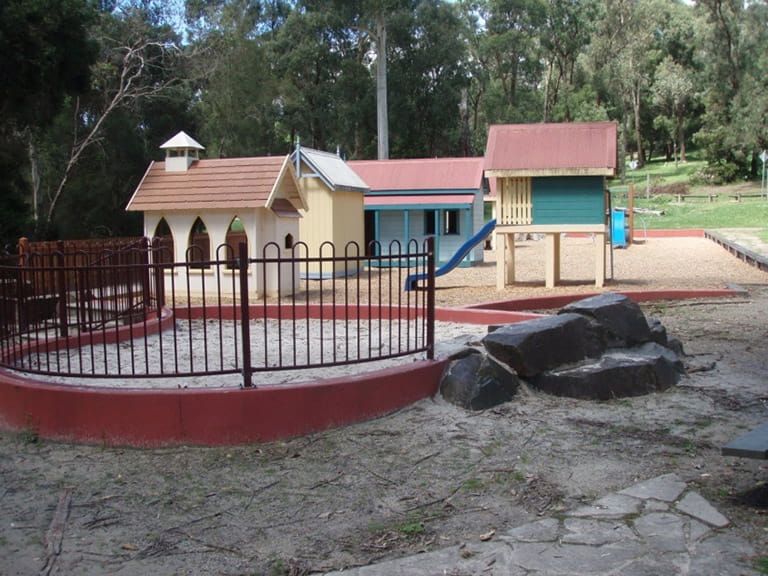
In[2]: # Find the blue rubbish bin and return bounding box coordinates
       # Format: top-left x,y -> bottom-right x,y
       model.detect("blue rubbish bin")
611,208 -> 627,247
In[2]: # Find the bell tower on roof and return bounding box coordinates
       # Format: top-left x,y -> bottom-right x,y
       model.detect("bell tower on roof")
160,131 -> 205,172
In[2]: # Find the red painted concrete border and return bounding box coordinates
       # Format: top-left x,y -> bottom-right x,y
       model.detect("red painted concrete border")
0,361 -> 446,447
464,289 -> 743,313
636,229 -> 705,238
0,288 -> 744,447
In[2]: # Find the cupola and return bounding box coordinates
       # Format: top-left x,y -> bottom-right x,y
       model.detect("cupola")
160,131 -> 205,172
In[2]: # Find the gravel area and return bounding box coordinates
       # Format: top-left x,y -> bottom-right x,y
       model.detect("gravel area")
429,233 -> 768,307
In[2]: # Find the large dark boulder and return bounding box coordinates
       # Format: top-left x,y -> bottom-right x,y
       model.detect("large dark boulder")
482,313 -> 606,378
440,349 -> 521,410
560,293 -> 652,347
531,342 -> 685,400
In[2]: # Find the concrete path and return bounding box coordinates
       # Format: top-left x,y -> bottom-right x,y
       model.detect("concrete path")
324,473 -> 758,576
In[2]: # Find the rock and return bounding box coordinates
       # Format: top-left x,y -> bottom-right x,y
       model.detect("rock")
482,313 -> 606,378
530,343 -> 684,400
440,349 -> 520,410
666,337 -> 685,356
646,317 -> 668,346
560,293 -> 652,347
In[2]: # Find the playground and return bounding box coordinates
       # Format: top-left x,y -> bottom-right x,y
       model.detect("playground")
1,231 -> 768,575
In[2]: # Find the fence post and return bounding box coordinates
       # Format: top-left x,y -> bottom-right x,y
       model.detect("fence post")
16,238 -> 29,331
426,236 -> 435,360
151,237 -> 165,312
140,237 -> 151,312
56,240 -> 69,338
238,242 -> 253,388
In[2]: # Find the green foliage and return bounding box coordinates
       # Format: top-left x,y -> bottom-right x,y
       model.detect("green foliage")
625,155 -> 707,186
0,0 -> 97,128
388,1 -> 470,157
3,0 -> 768,239
754,556 -> 768,575
633,195 -> 768,230
0,138 -> 33,246
396,522 -> 426,536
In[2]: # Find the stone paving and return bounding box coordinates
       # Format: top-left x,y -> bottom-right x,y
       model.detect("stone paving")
324,474 -> 759,575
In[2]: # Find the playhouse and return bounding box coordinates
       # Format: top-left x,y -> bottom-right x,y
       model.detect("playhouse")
484,122 -> 617,288
127,132 -> 372,292
126,131 -> 307,297
291,145 -> 369,277
348,157 -> 486,266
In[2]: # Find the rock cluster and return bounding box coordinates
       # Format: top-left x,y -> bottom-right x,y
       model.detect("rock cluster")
440,293 -> 685,409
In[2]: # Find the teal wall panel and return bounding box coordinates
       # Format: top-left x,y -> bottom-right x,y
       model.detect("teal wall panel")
531,176 -> 605,225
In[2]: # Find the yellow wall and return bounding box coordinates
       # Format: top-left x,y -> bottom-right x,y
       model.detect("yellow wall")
299,179 -> 364,277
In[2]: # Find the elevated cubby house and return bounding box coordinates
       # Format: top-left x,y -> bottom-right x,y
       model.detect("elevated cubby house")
484,122 -> 617,288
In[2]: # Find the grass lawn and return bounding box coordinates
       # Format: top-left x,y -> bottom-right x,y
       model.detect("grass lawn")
623,154 -> 706,187
631,195 -> 768,230
609,152 -> 768,231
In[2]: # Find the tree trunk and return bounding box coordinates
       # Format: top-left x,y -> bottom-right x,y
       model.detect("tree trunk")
375,12 -> 389,160
27,133 -> 40,224
633,81 -> 644,168
677,110 -> 686,162
459,88 -> 471,157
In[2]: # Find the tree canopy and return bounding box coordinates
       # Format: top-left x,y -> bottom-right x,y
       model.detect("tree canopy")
2,0 -> 767,242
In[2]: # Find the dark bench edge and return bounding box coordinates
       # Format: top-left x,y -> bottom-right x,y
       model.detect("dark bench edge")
721,422 -> 768,459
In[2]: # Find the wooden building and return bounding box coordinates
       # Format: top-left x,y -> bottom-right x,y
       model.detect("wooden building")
484,122 -> 618,288
126,131 -> 307,297
291,145 -> 369,278
348,157 -> 486,266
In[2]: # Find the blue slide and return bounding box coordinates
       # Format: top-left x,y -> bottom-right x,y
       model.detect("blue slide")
405,219 -> 497,291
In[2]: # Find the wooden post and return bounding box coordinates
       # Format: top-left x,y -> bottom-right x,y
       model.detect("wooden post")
595,232 -> 606,288
496,232 -> 512,290
628,182 -> 635,246
544,233 -> 561,288
56,241 -> 68,338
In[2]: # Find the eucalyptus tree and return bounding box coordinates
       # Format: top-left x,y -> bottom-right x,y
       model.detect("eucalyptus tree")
32,4 -> 187,237
268,5 -> 367,153
589,0 -> 670,171
184,0 -> 291,157
455,1 -> 490,154
478,0 -> 546,124
730,0 -> 768,175
652,56 -> 695,165
0,0 -> 97,242
386,0 -> 470,157
694,0 -> 767,181
320,0 -> 416,159
539,0 -> 600,122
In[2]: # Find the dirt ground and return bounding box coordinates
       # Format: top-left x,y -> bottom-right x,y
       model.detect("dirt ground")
2,233 -> 768,576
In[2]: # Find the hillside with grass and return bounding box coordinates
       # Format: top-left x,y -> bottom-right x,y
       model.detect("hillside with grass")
609,153 -> 768,233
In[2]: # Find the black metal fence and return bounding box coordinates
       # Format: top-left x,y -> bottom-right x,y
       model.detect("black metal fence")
0,238 -> 435,388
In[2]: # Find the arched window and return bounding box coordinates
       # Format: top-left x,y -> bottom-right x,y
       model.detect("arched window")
225,217 -> 247,268
152,218 -> 174,265
187,217 -> 210,269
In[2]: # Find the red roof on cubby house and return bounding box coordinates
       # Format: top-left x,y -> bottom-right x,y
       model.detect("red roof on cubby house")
126,156 -> 307,212
348,157 -> 484,192
485,122 -> 617,177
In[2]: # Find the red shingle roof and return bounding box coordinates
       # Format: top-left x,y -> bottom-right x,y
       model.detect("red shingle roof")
348,157 -> 484,191
126,156 -> 305,212
484,122 -> 617,176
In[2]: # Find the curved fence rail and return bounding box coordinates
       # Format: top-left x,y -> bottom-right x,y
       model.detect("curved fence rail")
0,237 -> 435,388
